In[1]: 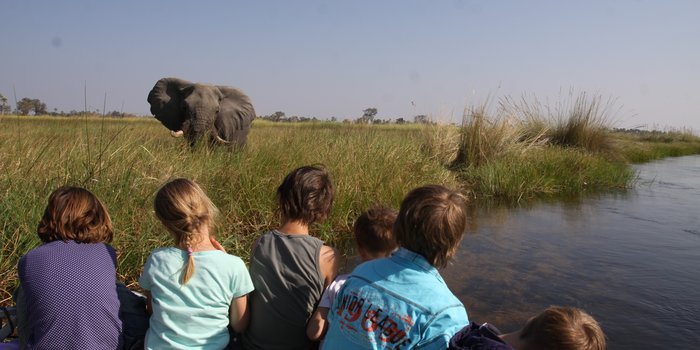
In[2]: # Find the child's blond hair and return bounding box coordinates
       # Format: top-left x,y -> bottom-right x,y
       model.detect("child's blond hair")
520,306 -> 606,350
154,178 -> 218,284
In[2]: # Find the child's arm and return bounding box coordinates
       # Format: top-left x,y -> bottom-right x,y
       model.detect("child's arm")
229,294 -> 250,333
319,245 -> 339,288
144,291 -> 153,315
306,306 -> 330,341
13,284 -> 31,348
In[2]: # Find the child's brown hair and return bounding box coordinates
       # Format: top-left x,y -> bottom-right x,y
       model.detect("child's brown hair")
276,165 -> 334,225
37,186 -> 113,244
393,185 -> 467,268
353,205 -> 398,258
154,178 -> 218,284
519,306 -> 606,350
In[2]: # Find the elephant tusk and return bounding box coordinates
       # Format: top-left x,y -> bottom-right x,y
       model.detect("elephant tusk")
170,130 -> 184,138
214,135 -> 231,144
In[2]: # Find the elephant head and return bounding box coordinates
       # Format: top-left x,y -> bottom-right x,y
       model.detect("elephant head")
147,77 -> 255,147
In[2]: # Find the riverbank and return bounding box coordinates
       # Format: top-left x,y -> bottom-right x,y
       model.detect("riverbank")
0,115 -> 698,302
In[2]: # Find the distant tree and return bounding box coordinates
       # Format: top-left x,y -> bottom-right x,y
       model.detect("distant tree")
396,117 -> 406,124
269,111 -> 286,122
0,93 -> 10,114
33,99 -> 47,115
414,114 -> 429,124
16,98 -> 34,115
330,116 -> 337,123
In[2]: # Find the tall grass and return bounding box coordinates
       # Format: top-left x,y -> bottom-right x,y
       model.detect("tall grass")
500,92 -> 619,153
452,93 -> 638,202
0,116 -> 458,302
1,112 -> 698,303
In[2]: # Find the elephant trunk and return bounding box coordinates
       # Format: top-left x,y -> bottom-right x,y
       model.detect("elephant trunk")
187,109 -> 216,146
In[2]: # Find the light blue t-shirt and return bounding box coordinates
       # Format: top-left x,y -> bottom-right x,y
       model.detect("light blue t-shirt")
139,247 -> 254,350
322,248 -> 468,350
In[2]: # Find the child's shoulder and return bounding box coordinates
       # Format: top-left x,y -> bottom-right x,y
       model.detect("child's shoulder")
207,250 -> 247,266
23,240 -> 113,258
148,246 -> 179,257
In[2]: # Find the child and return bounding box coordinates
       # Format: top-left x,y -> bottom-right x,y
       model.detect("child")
242,165 -> 338,350
138,178 -> 254,349
306,205 -> 399,342
449,306 -> 606,350
322,185 -> 470,349
17,186 -> 123,349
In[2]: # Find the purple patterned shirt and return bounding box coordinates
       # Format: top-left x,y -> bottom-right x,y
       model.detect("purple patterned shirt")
18,240 -> 123,349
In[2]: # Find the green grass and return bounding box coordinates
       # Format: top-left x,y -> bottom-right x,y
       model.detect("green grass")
458,147 -> 635,203
613,129 -> 700,163
1,112 -> 698,304
0,116 -> 457,303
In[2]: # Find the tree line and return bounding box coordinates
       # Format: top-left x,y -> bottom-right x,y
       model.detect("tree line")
1,94 -> 436,124
0,93 -> 139,118
258,108 -> 435,125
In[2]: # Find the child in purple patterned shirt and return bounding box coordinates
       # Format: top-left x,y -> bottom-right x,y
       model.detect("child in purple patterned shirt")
16,186 -> 123,349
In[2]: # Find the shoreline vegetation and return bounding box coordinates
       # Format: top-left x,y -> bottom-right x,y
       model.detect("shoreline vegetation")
1,95 -> 699,303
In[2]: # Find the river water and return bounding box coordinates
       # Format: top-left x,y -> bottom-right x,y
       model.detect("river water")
442,155 -> 700,349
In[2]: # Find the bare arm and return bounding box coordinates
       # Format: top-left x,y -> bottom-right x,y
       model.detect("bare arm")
319,245 -> 339,288
306,306 -> 330,341
229,294 -> 250,334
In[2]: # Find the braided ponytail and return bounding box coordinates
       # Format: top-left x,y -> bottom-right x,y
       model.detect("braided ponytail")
181,228 -> 197,284
154,178 -> 218,286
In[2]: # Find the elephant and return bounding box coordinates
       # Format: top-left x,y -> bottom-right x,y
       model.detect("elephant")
147,77 -> 255,147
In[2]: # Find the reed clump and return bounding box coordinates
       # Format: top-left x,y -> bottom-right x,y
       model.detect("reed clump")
452,92 -> 646,202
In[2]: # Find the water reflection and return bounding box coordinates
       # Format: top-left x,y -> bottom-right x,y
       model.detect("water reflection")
443,155 -> 700,349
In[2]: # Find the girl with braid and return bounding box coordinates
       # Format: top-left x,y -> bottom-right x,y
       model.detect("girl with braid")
139,178 -> 254,350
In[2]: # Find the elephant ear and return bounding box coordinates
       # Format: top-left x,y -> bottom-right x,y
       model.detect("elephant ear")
216,86 -> 256,131
147,77 -> 192,131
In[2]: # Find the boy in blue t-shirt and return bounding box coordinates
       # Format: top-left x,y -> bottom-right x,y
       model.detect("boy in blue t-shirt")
307,205 -> 399,343
323,185 -> 470,350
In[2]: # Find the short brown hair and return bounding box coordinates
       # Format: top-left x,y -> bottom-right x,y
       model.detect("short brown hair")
354,205 -> 398,257
37,186 -> 113,244
277,165 -> 334,225
393,185 -> 467,268
520,306 -> 606,350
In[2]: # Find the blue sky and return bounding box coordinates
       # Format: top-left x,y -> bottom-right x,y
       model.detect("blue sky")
2,0 -> 698,130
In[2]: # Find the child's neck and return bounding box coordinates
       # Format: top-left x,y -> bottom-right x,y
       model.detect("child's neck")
278,220 -> 310,235
178,227 -> 217,252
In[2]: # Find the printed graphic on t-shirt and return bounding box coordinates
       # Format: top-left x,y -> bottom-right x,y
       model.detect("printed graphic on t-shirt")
334,289 -> 416,349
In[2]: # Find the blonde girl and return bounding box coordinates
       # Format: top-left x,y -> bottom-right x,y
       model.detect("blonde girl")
139,178 -> 253,350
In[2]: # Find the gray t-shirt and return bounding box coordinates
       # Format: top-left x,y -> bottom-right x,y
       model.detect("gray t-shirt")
242,230 -> 325,350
